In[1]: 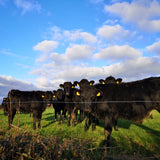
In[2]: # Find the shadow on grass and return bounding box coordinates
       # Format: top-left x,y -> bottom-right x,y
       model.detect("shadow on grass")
97,119 -> 160,156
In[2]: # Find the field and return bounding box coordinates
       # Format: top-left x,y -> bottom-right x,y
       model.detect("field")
0,107 -> 160,159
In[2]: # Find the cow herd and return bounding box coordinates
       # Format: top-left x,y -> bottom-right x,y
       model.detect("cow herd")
2,76 -> 160,147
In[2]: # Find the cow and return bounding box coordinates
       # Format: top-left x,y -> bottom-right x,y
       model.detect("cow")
59,82 -> 77,126
97,76 -> 122,131
5,89 -> 52,130
52,89 -> 66,124
76,77 -> 160,147
74,79 -> 98,131
2,97 -> 9,116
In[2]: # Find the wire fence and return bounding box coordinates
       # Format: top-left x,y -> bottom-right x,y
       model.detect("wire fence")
3,100 -> 160,104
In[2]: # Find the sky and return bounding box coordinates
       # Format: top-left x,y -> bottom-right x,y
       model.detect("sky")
1,0 -> 160,101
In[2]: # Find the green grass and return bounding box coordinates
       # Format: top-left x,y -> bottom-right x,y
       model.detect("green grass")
0,108 -> 160,157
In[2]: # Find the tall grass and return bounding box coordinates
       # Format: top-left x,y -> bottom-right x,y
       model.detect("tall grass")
0,107 -> 160,158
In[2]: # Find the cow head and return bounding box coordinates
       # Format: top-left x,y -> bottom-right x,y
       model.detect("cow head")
41,91 -> 53,106
99,76 -> 122,84
53,89 -> 65,101
76,85 -> 103,113
74,79 -> 95,88
60,82 -> 75,97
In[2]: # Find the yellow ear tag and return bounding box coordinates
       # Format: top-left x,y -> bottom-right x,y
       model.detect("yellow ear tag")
42,95 -> 45,98
90,83 -> 93,86
97,92 -> 101,97
116,81 -> 119,84
72,86 -> 74,88
53,95 -> 56,98
77,84 -> 79,87
102,82 -> 105,84
76,91 -> 80,96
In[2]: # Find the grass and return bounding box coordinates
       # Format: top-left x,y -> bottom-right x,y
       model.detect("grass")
0,107 -> 160,159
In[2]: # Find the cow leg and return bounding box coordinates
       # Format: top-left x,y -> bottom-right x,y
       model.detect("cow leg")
114,120 -> 118,131
71,107 -> 77,127
58,112 -> 61,125
55,109 -> 57,121
62,109 -> 67,123
67,111 -> 71,126
91,115 -> 96,131
38,113 -> 42,129
8,109 -> 16,128
84,112 -> 90,131
104,116 -> 113,148
78,110 -> 83,123
32,112 -> 37,130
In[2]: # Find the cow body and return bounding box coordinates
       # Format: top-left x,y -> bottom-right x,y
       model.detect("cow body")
52,89 -> 66,124
5,90 -> 51,130
60,82 -> 76,126
77,77 -> 160,147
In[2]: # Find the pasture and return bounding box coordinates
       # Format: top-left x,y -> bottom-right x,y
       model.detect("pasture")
0,107 -> 160,159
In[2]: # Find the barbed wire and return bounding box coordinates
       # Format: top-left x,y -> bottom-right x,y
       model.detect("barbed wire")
2,100 -> 160,104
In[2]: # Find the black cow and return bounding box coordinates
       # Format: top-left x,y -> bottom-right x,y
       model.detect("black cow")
59,82 -> 77,126
2,97 -> 9,116
52,89 -> 66,124
74,79 -> 98,131
97,76 -> 122,131
76,77 -> 160,147
5,89 -> 52,130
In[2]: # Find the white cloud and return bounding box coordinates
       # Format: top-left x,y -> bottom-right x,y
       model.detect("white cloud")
33,40 -> 59,53
65,44 -> 95,61
147,40 -> 160,55
0,75 -> 38,100
97,24 -> 131,40
44,26 -> 97,44
94,45 -> 142,61
105,0 -> 160,32
64,30 -> 97,43
13,0 -> 41,14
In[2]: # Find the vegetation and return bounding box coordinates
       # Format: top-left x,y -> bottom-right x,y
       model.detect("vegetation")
0,107 -> 160,159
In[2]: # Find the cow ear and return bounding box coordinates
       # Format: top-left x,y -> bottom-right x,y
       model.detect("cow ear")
116,78 -> 122,84
99,79 -> 105,84
72,84 -> 75,88
76,91 -> 81,96
59,84 -> 64,88
89,80 -> 95,86
74,81 -> 80,87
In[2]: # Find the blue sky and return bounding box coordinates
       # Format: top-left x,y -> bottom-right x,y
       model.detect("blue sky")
1,0 -> 160,100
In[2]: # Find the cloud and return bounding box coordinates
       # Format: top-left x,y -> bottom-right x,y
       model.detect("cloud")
105,0 -> 160,32
44,26 -> 97,44
65,44 -> 95,61
97,24 -> 131,40
0,75 -> 38,102
94,45 -> 142,61
33,40 -> 59,53
147,40 -> 160,55
13,0 -> 41,14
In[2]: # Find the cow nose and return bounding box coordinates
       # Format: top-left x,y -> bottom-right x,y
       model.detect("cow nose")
66,92 -> 70,96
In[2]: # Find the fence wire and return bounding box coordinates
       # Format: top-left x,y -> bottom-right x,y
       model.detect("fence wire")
3,100 -> 160,104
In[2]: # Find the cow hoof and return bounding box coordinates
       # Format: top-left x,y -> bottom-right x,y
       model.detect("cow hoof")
92,126 -> 96,131
114,126 -> 118,131
84,127 -> 89,131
